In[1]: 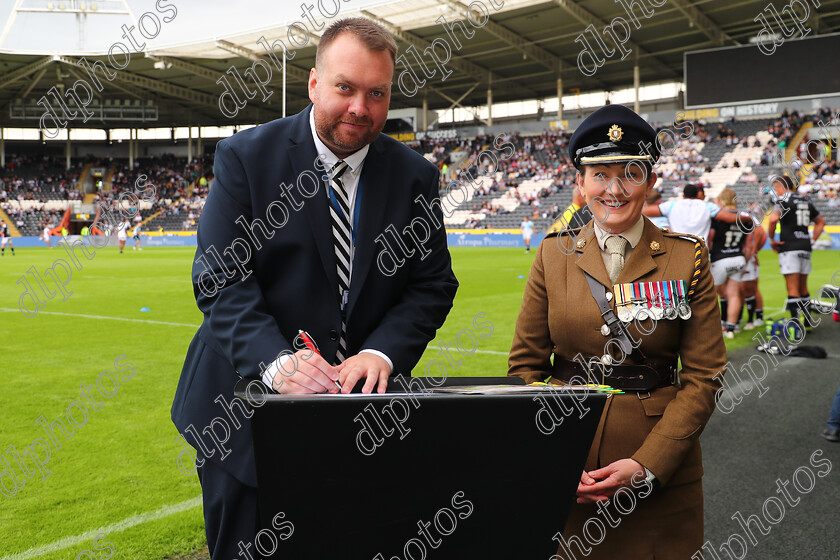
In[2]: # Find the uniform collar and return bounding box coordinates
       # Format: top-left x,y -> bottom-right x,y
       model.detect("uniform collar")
309,109 -> 369,175
576,217 -> 666,287
593,215 -> 645,251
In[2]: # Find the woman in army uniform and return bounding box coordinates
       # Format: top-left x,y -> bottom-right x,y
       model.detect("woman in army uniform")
509,105 -> 727,559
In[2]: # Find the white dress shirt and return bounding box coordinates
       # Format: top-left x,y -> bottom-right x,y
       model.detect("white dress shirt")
309,109 -> 369,269
261,112 -> 391,391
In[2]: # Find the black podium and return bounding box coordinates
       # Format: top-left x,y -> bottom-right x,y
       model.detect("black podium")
234,376 -> 606,559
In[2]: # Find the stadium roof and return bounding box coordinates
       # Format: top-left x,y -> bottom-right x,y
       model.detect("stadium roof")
1,0 -> 839,130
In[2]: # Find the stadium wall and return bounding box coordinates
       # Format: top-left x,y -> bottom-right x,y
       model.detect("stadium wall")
445,229 -> 840,250
11,228 -> 840,249
10,234 -> 198,248
443,93 -> 840,138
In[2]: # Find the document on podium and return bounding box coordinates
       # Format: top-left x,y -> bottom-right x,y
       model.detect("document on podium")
427,383 -> 621,394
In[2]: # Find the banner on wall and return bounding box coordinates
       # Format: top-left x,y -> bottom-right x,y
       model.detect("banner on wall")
8,231 -> 840,250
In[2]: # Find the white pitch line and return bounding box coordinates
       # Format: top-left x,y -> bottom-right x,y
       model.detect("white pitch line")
0,308 -> 512,353
0,308 -> 200,328
0,496 -> 202,560
427,348 -> 508,356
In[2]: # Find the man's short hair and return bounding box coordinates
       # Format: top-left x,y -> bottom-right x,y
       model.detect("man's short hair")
773,174 -> 797,191
316,17 -> 397,71
683,184 -> 699,199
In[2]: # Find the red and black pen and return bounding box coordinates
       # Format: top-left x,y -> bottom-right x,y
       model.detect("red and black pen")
298,329 -> 342,391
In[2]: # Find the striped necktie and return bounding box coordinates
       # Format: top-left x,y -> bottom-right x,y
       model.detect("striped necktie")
328,160 -> 351,363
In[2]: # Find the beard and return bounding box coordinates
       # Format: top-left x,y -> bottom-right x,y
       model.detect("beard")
312,105 -> 382,156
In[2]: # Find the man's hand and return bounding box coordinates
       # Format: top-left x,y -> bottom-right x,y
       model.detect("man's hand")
271,349 -> 341,394
337,353 -> 391,394
770,239 -> 784,253
575,458 -> 647,504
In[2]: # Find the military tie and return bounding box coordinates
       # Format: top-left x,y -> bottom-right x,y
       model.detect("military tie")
328,160 -> 351,363
605,235 -> 628,284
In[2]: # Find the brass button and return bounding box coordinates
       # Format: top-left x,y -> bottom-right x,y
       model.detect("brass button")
605,292 -> 613,302
600,324 -> 611,336
601,354 -> 613,366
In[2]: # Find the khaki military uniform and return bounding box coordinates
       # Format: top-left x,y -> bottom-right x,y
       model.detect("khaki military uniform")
509,217 -> 727,559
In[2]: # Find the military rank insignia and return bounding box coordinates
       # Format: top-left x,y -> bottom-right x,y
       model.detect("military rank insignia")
614,280 -> 691,322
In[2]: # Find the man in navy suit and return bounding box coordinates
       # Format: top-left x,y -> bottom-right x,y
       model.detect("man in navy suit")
171,18 -> 458,558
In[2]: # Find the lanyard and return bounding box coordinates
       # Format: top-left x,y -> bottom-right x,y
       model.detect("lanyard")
327,170 -> 363,247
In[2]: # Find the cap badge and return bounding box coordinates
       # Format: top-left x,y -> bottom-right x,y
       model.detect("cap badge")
576,237 -> 586,249
608,124 -> 623,142
650,241 -> 660,251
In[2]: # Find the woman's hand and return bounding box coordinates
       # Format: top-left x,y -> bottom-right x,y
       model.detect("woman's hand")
575,459 -> 647,504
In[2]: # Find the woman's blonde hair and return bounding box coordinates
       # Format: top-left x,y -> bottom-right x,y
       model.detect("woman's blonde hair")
717,188 -> 737,210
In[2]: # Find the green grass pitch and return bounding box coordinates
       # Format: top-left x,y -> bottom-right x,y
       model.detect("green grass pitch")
0,245 -> 837,559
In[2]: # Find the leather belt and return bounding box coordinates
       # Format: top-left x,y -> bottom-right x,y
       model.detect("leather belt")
552,357 -> 679,392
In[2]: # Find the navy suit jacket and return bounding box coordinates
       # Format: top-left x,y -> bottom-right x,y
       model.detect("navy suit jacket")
171,106 -> 458,486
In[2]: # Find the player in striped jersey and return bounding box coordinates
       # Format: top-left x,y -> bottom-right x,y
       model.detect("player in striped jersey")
708,189 -> 748,337
767,176 -> 825,325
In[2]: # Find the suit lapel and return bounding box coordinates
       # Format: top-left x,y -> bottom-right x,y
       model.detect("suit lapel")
286,105 -> 339,299
616,218 -> 667,284
346,136 -> 390,318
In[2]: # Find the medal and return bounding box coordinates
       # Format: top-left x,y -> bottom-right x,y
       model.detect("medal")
614,284 -> 633,323
649,281 -> 664,320
635,282 -> 646,320
615,279 -> 694,322
635,307 -> 653,322
661,281 -> 677,320
618,306 -> 633,323
675,280 -> 691,320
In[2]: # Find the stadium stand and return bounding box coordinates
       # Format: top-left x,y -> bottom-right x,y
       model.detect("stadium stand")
0,109 -> 837,238
0,153 -> 214,235
435,109 -> 840,230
